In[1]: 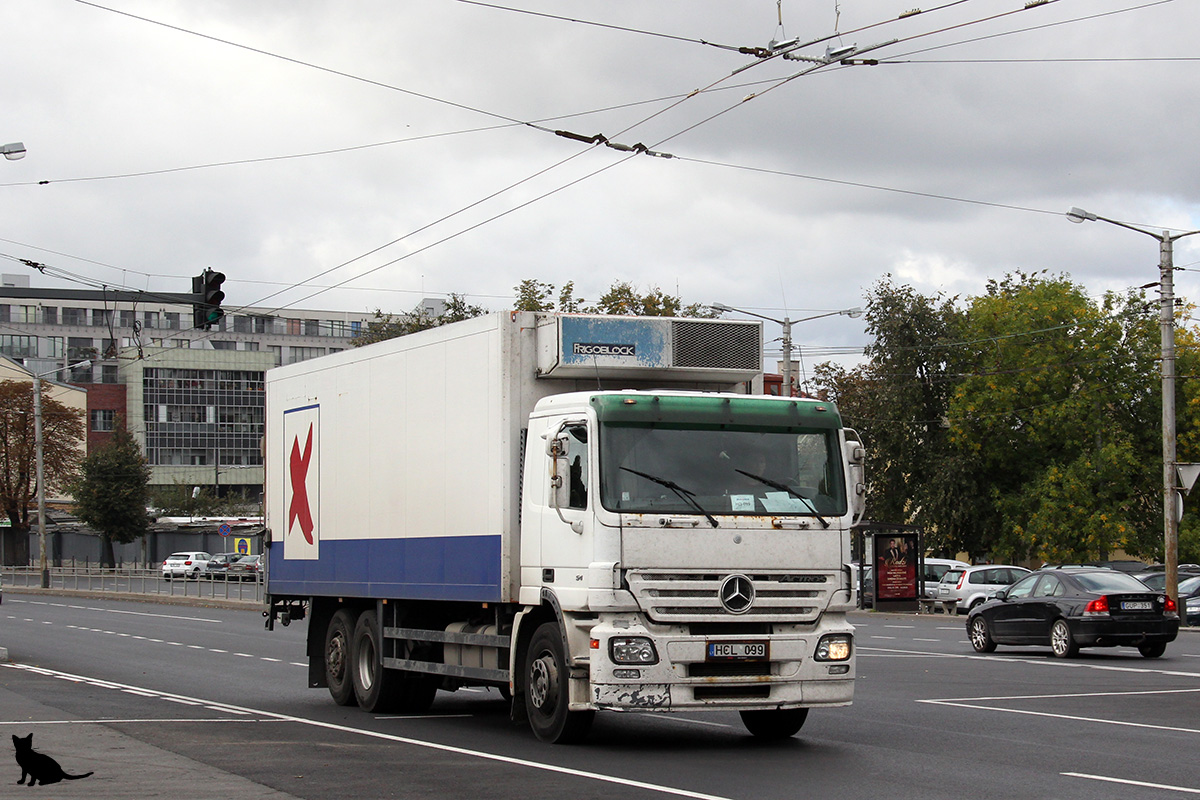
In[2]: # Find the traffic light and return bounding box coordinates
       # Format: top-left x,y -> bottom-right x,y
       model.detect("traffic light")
192,269 -> 226,330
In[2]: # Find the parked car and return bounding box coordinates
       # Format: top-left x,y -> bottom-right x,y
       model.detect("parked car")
206,552 -> 245,578
1179,575 -> 1200,626
1131,568 -> 1200,593
966,568 -> 1179,659
226,554 -> 262,581
922,558 -> 970,599
937,565 -> 1031,613
161,551 -> 212,580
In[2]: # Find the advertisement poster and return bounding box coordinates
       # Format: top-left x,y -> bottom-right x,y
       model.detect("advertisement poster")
874,532 -> 918,601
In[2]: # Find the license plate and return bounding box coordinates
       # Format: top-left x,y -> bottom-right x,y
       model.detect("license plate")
707,641 -> 769,661
1121,601 -> 1152,611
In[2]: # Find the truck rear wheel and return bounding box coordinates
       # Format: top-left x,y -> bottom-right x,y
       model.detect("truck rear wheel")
740,708 -> 808,739
352,610 -> 438,713
352,610 -> 401,712
525,622 -> 594,744
325,609 -> 358,706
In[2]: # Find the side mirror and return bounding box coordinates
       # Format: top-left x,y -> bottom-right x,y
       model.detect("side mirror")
992,589 -> 1008,602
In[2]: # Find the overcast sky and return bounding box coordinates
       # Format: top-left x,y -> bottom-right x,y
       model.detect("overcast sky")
4,0 -> 1199,372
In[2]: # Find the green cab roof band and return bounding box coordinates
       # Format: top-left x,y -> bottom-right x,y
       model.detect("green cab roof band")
590,394 -> 842,430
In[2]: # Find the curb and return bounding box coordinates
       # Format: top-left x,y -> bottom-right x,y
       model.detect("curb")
1,586 -> 263,612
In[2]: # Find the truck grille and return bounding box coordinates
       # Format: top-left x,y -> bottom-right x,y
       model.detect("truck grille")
626,571 -> 830,623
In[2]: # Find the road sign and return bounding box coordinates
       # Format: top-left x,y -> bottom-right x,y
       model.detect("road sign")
218,523 -> 232,537
234,537 -> 250,555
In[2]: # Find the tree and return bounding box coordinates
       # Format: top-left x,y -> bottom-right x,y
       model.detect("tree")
70,421 -> 152,567
350,293 -> 488,347
514,278 -> 717,317
812,278 -> 973,554
0,380 -> 85,565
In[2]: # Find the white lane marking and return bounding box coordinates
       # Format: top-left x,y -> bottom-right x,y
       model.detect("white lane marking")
5,662 -> 736,800
884,625 -> 915,629
8,598 -> 220,623
861,646 -> 1200,677
913,638 -> 941,642
870,636 -> 897,640
920,695 -> 1200,736
1064,773 -> 1200,794
926,688 -> 1200,703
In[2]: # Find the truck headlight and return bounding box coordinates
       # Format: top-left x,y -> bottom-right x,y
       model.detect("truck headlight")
609,636 -> 659,665
814,634 -> 852,662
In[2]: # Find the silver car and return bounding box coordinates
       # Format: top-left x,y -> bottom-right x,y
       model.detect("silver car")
938,565 -> 1031,613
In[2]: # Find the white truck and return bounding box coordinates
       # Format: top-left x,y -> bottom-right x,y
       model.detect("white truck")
264,311 -> 864,742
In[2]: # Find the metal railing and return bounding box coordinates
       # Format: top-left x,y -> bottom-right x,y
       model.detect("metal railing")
0,565 -> 264,603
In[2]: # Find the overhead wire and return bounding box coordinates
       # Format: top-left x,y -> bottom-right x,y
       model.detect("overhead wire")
28,0 -> 1140,331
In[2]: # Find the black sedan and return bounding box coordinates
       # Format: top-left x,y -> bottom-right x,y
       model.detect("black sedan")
966,568 -> 1179,659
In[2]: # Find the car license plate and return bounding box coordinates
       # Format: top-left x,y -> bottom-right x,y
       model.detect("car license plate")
707,641 -> 769,661
1121,601 -> 1152,611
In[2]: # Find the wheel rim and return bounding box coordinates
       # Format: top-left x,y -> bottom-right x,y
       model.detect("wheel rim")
970,618 -> 987,649
529,651 -> 558,712
1051,621 -> 1069,655
328,632 -> 347,680
355,634 -> 376,692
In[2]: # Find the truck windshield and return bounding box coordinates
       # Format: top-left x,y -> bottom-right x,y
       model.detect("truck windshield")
598,423 -> 846,517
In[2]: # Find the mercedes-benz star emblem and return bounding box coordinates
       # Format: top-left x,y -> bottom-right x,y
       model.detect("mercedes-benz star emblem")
719,574 -> 755,614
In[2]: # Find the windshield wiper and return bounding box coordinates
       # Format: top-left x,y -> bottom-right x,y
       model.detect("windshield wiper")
620,467 -> 719,528
734,469 -> 830,528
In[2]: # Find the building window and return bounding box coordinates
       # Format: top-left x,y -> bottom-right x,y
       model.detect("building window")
92,308 -> 113,328
46,337 -> 64,358
0,305 -> 9,323
165,312 -> 180,330
243,341 -> 259,351
101,364 -> 118,384
17,306 -> 37,324
350,320 -> 362,336
120,310 -> 136,328
211,340 -> 236,350
288,347 -> 324,364
67,337 -> 94,362
305,319 -> 321,336
91,409 -> 115,432
143,311 -> 159,329
63,307 -> 86,326
0,335 -> 35,358
287,318 -> 303,336
40,306 -> 57,325
233,316 -> 251,333
269,345 -> 283,367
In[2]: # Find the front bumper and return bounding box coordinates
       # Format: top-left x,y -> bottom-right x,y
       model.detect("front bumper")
586,618 -> 855,712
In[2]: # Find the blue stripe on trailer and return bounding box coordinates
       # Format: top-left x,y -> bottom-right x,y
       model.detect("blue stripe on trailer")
266,535 -> 503,602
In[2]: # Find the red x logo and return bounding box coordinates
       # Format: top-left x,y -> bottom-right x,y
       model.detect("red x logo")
288,423 -> 314,544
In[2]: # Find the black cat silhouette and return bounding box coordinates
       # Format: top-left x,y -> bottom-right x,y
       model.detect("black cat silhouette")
12,733 -> 93,786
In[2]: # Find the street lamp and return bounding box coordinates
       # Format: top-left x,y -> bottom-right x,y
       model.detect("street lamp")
711,303 -> 863,396
1,142 -> 26,161
31,359 -> 90,588
1067,207 -> 1200,619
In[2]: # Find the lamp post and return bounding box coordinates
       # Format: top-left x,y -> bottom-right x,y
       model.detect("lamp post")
1,142 -> 26,161
711,303 -> 863,396
1067,207 -> 1200,618
32,359 -> 90,589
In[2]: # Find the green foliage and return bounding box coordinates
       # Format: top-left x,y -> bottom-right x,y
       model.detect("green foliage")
350,294 -> 488,347
815,272 -> 1167,565
514,278 -> 717,317
70,423 -> 152,546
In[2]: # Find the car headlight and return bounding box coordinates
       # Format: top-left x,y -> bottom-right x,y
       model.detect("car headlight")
609,636 -> 659,665
814,634 -> 853,662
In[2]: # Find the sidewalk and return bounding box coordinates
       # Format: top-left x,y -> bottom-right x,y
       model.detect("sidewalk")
0,681 -> 301,799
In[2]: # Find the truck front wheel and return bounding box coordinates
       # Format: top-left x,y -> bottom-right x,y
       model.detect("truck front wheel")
740,708 -> 808,739
325,609 -> 358,706
525,622 -> 594,744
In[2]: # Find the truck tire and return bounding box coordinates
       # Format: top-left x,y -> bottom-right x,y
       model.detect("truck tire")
351,610 -> 438,713
739,708 -> 808,739
325,609 -> 358,706
525,622 -> 594,744
351,610 -> 402,712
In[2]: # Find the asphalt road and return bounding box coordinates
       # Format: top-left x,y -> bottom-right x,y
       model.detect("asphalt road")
2,590 -> 1198,800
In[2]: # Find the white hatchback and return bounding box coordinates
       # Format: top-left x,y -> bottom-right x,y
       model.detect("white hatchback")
162,551 -> 212,580
938,565 -> 1031,613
